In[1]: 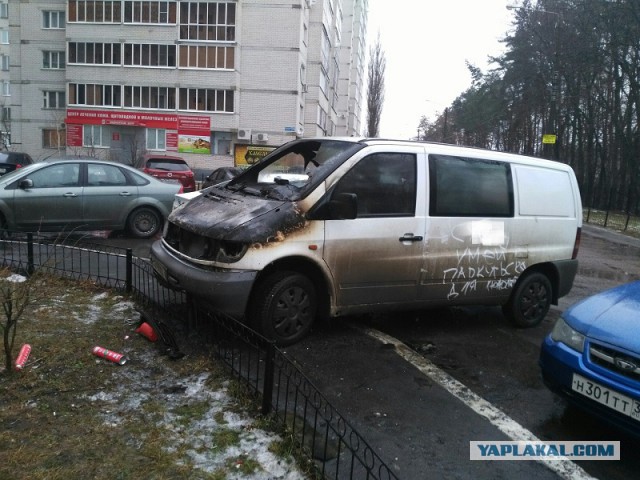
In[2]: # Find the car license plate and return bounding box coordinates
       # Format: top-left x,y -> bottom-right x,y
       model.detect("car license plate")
572,373 -> 640,421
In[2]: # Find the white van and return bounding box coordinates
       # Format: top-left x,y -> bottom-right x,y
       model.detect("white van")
151,138 -> 582,345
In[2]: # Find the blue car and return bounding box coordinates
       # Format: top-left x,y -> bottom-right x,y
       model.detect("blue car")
540,281 -> 640,437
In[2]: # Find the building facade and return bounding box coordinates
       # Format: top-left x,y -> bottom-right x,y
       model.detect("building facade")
4,0 -> 368,170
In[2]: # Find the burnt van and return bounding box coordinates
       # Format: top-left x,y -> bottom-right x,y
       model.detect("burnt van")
150,138 -> 582,345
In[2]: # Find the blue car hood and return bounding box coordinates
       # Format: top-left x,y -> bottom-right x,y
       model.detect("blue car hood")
564,281 -> 640,353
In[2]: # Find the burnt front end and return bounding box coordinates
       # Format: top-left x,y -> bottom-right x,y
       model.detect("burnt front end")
149,188 -> 306,319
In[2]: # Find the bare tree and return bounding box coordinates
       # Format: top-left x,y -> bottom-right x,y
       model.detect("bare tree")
366,33 -> 386,138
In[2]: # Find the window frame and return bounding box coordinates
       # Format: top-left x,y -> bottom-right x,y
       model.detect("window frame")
42,10 -> 65,29
330,152 -> 418,218
43,91 -> 66,109
83,125 -> 109,148
43,51 -> 66,70
428,154 -> 514,218
42,128 -> 67,149
146,128 -> 167,150
178,1 -> 236,42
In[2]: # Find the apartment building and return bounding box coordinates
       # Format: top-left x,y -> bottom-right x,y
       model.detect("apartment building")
5,0 -> 368,170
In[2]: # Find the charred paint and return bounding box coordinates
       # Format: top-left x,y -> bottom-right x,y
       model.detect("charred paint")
168,188 -> 307,244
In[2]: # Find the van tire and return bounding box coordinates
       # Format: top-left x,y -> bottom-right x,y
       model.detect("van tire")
503,272 -> 552,328
127,207 -> 162,239
253,271 -> 317,346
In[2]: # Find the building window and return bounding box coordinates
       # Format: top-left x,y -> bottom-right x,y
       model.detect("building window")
124,1 -> 177,24
1,107 -> 10,124
69,42 -> 121,65
124,43 -> 177,67
43,91 -> 65,109
83,125 -> 109,147
43,128 -> 67,149
0,3 -> 8,19
146,128 -> 166,150
0,54 -> 8,71
2,81 -> 10,96
68,83 -> 121,107
43,51 -> 65,69
42,10 -> 65,29
178,88 -> 233,112
123,86 -> 175,109
68,1 -> 122,23
178,45 -> 233,69
0,30 -> 8,44
179,1 -> 236,41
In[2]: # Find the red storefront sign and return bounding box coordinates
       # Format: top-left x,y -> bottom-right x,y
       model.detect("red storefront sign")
64,109 -> 210,148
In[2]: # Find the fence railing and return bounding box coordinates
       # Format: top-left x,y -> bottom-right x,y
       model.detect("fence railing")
0,233 -> 399,480
584,206 -> 640,237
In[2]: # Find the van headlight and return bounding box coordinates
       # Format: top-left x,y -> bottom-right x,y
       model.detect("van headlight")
214,240 -> 248,263
550,318 -> 585,353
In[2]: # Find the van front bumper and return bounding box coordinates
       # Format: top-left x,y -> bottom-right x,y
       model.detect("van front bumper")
149,240 -> 257,319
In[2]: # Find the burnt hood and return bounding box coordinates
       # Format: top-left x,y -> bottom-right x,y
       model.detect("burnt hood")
168,189 -> 306,244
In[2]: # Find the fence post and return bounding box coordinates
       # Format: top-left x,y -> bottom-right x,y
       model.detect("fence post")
261,341 -> 275,415
125,248 -> 132,293
604,187 -> 613,228
27,233 -> 34,275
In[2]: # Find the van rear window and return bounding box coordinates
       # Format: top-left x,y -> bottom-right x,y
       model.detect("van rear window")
429,154 -> 513,217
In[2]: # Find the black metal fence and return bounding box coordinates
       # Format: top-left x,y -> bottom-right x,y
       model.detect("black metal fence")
0,233 -> 399,480
583,206 -> 640,237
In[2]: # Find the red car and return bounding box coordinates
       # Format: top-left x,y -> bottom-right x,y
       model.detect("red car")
142,154 -> 196,192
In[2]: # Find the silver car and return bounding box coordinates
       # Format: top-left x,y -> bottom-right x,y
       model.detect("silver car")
0,158 -> 182,238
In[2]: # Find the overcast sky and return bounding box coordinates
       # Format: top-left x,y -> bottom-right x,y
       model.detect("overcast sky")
367,0 -> 517,139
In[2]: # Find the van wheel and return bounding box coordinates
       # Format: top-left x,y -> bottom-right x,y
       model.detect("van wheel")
252,271 -> 317,346
503,272 -> 552,328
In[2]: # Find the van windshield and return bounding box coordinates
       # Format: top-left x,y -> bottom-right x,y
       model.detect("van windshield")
225,139 -> 365,200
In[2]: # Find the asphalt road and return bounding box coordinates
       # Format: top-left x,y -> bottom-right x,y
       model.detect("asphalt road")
281,225 -> 640,480
84,224 -> 640,479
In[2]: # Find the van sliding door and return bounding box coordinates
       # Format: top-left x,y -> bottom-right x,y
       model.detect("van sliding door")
420,154 -> 517,304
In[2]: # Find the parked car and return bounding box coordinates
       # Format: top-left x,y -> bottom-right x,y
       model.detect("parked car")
172,190 -> 202,211
202,166 -> 243,189
0,158 -> 182,238
142,154 -> 196,192
0,152 -> 34,176
151,137 -> 582,346
540,281 -> 640,437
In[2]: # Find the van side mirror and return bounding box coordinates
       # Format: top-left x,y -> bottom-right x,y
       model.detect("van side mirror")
18,179 -> 33,189
309,192 -> 357,220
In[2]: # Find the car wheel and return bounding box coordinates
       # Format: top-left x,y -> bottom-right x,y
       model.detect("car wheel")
252,271 -> 317,346
127,207 -> 162,239
503,271 -> 552,328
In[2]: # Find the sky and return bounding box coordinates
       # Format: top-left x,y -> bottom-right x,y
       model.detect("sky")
366,0 -> 517,139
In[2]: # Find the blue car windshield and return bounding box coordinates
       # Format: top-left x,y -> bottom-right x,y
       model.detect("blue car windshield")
225,139 -> 365,201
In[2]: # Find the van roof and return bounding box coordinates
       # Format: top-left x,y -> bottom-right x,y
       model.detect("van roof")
301,137 -> 573,171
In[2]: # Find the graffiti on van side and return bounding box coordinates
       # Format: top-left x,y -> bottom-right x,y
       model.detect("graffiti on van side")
440,221 -> 526,301
444,254 -> 526,300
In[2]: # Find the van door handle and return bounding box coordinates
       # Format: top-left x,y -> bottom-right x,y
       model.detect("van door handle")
399,234 -> 423,242
63,192 -> 78,197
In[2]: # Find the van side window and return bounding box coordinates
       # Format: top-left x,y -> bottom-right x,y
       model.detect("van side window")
429,154 -> 513,217
333,153 -> 417,217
